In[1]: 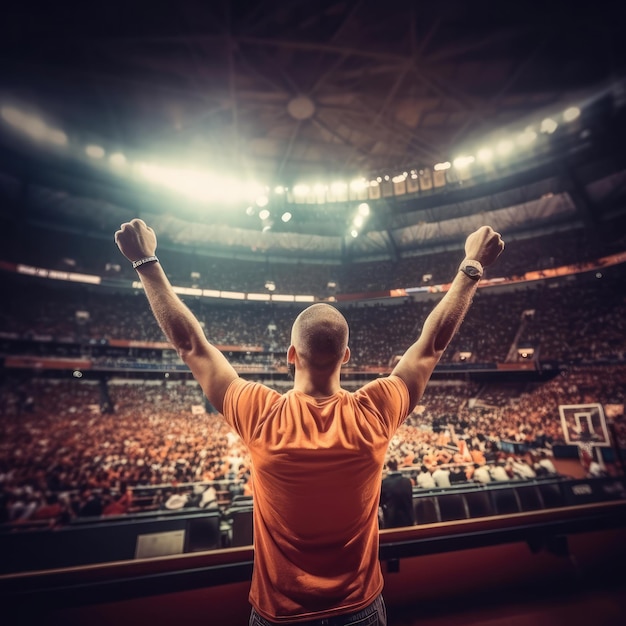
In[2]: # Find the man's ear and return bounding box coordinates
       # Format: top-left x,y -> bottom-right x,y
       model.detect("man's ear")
342,346 -> 351,364
287,344 -> 296,364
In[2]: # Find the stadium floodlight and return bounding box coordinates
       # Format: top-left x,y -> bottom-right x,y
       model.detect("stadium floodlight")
47,128 -> 68,146
1,106 -> 44,138
477,147 -> 493,163
274,185 -> 285,194
540,117 -> 558,134
330,181 -> 347,193
1,106 -> 24,127
517,128 -> 537,146
563,106 -> 580,122
293,183 -> 310,196
281,212 -> 292,223
496,139 -> 514,156
109,152 -> 127,167
358,202 -> 370,216
452,155 -> 475,169
1,106 -> 68,146
433,161 -> 451,171
255,194 -> 269,207
350,229 -> 358,238
85,144 -> 105,159
353,215 -> 364,228
350,178 -> 368,191
135,161 -> 265,205
259,209 -> 270,220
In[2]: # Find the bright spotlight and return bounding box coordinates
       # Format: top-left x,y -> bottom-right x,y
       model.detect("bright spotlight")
517,129 -> 537,146
350,178 -> 367,191
1,106 -> 67,145
350,229 -> 359,238
540,118 -> 558,134
563,106 -> 580,122
477,148 -> 493,163
353,215 -> 364,228
433,161 -> 451,171
47,128 -> 68,146
109,152 -> 127,167
358,203 -> 370,216
293,184 -> 309,196
496,139 -> 514,156
274,185 -> 285,194
330,181 -> 347,193
281,212 -> 292,223
453,155 -> 475,169
259,209 -> 270,220
1,106 -> 24,127
85,144 -> 105,159
245,206 -> 255,216
255,194 -> 269,207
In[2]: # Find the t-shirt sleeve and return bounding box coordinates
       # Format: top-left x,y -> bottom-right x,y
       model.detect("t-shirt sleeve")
355,375 -> 410,436
222,377 -> 281,444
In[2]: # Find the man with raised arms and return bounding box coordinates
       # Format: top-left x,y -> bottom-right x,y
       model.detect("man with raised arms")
115,220 -> 504,625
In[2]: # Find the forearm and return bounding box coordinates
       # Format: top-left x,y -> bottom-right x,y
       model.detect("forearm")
134,262 -> 206,357
421,271 -> 479,355
392,271 -> 478,409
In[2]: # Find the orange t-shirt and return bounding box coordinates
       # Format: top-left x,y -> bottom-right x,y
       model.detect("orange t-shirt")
223,375 -> 409,622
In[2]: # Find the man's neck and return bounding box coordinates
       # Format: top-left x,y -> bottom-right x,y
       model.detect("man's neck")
292,370 -> 342,398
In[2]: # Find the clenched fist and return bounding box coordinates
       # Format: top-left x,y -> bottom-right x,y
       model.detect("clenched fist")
464,226 -> 504,268
114,219 -> 157,263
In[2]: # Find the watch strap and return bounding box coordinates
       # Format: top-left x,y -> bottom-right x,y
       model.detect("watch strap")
459,259 -> 483,281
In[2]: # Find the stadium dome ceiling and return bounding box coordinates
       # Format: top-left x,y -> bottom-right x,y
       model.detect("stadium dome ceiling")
1,0 -> 625,262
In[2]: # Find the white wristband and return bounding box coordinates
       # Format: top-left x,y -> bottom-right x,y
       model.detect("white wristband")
132,256 -> 159,270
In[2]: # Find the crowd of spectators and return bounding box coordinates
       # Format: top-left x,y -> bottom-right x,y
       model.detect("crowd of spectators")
1,224 -> 625,531
3,224 -> 623,297
1,365 -> 624,527
1,264 -> 625,368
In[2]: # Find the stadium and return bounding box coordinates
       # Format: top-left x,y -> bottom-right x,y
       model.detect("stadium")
1,2 -> 626,624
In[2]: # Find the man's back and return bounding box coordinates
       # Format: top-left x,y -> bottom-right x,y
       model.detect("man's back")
223,375 -> 409,621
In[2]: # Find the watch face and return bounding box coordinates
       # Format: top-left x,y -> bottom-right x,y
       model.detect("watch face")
464,265 -> 480,276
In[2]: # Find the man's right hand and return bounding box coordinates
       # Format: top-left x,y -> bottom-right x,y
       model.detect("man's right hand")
114,219 -> 158,264
464,226 -> 504,267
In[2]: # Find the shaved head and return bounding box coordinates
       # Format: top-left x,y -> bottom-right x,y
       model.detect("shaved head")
291,304 -> 349,369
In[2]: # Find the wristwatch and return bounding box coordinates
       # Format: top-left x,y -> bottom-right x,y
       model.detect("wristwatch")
459,259 -> 483,281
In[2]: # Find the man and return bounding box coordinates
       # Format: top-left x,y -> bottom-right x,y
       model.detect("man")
380,459 -> 415,528
431,461 -> 452,488
416,464 -> 436,490
115,219 -> 504,625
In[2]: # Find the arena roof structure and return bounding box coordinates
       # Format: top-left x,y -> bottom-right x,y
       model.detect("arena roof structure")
0,0 -> 625,263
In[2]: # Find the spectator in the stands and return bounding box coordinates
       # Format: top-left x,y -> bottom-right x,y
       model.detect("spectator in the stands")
380,459 -> 415,528
416,465 -> 436,489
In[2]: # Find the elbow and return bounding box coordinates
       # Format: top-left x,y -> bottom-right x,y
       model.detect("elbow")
175,339 -> 195,363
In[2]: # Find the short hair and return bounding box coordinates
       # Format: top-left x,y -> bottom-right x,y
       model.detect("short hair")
387,458 -> 398,471
291,304 -> 349,369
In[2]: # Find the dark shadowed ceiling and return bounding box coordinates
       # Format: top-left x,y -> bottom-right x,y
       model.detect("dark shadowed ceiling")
0,0 -> 625,262
2,0 -> 624,180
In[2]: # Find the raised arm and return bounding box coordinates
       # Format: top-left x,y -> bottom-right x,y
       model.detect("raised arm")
114,219 -> 238,414
391,226 -> 504,411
